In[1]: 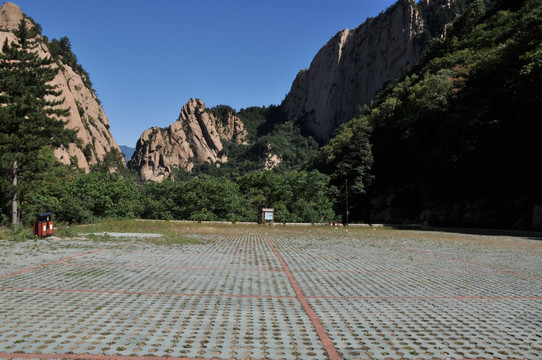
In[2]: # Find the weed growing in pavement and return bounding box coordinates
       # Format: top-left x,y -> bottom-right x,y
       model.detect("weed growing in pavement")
145,235 -> 202,246
85,233 -> 114,242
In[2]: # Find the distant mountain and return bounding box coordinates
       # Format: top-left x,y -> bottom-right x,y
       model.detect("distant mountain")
0,2 -> 120,171
119,145 -> 136,164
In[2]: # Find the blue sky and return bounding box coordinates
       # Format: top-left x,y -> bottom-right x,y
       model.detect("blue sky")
12,0 -> 397,147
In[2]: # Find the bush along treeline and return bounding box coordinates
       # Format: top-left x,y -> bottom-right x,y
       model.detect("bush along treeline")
0,155 -> 338,226
315,0 -> 542,229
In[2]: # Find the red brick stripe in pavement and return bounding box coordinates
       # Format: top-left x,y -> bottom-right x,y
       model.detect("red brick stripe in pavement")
0,249 -> 105,280
55,261 -> 494,276
308,295 -> 542,301
263,232 -> 342,360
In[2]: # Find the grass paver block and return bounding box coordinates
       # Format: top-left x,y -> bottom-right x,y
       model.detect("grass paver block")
0,227 -> 541,359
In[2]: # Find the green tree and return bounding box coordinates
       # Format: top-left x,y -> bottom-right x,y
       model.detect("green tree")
315,111 -> 374,196
0,19 -> 77,226
237,171 -> 287,220
19,152 -> 77,225
237,170 -> 337,223
284,171 -> 338,223
139,180 -> 181,220
47,36 -> 94,92
91,147 -> 133,177
175,175 -> 251,222
59,171 -> 140,223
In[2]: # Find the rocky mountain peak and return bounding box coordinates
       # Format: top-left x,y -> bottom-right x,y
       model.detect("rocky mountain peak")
0,2 -> 120,172
128,98 -> 247,182
282,0 -> 427,142
0,2 -> 25,30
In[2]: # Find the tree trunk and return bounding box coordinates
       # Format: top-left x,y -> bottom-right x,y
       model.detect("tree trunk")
11,160 -> 18,226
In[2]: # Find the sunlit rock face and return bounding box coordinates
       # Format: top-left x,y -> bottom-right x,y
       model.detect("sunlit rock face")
282,0 -> 427,141
129,98 -> 247,182
0,2 -> 121,171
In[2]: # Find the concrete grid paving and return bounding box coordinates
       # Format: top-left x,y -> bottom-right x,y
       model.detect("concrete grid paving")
0,228 -> 541,360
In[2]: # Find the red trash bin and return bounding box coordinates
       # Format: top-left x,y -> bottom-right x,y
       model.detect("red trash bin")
34,212 -> 53,237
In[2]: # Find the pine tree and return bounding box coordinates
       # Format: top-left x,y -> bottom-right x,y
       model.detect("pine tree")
0,18 -> 77,226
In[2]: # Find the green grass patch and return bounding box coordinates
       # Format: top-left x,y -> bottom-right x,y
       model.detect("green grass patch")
0,225 -> 35,241
0,227 -> 10,240
71,219 -> 205,245
74,218 -> 179,233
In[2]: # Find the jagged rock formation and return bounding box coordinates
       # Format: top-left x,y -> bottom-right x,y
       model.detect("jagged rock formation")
0,2 -> 120,171
129,99 -> 247,182
282,0 -> 430,141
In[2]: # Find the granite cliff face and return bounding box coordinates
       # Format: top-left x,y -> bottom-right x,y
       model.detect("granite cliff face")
128,99 -> 247,182
0,2 -> 120,171
282,0 -> 428,141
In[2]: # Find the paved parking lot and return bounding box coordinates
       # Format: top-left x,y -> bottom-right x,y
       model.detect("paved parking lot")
0,227 -> 541,359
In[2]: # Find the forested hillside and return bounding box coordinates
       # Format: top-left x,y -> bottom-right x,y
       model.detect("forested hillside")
181,104 -> 319,178
2,0 -> 540,231
317,0 -> 542,229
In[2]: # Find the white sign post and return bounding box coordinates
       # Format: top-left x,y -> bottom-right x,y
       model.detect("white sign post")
262,208 -> 274,225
